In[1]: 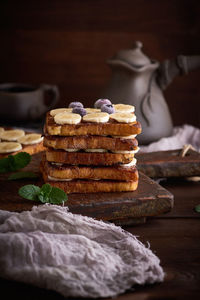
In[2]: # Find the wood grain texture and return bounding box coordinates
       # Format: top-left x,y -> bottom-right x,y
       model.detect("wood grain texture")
0,0 -> 199,127
136,149 -> 200,178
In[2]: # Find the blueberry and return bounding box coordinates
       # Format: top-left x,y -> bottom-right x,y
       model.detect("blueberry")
94,99 -> 112,108
101,104 -> 115,114
72,106 -> 86,117
68,101 -> 83,108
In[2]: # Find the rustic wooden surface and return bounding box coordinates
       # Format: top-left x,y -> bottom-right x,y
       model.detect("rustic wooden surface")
0,152 -> 173,225
0,0 -> 200,128
0,176 -> 200,299
136,148 -> 200,178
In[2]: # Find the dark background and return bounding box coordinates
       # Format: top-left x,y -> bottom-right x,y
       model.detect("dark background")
0,0 -> 200,127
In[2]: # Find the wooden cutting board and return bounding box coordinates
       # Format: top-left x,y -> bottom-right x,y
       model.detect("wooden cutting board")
0,152 -> 174,225
136,148 -> 200,178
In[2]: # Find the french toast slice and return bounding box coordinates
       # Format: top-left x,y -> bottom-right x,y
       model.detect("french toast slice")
45,112 -> 142,136
43,134 -> 138,151
46,148 -> 135,165
40,162 -> 138,193
43,159 -> 138,181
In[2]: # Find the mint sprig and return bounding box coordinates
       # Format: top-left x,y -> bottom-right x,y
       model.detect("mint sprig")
18,183 -> 68,204
0,152 -> 31,173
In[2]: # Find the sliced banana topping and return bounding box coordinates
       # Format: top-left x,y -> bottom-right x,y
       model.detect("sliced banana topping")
64,148 -> 80,152
85,108 -> 101,114
48,175 -> 73,181
83,112 -> 109,123
54,112 -> 81,125
50,108 -> 72,116
110,112 -> 136,123
111,147 -> 140,154
0,129 -> 25,141
0,142 -> 22,153
121,158 -> 137,167
112,134 -> 137,139
113,104 -> 135,113
84,149 -> 108,153
18,133 -> 43,145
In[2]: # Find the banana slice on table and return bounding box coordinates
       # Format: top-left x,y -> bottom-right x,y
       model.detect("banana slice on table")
0,142 -> 22,153
113,104 -> 135,113
54,112 -> 81,125
18,133 -> 43,145
50,108 -> 72,117
85,108 -> 101,114
83,112 -> 109,123
110,112 -> 136,123
0,129 -> 25,141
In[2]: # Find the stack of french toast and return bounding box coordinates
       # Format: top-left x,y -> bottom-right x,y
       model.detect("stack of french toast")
41,99 -> 142,193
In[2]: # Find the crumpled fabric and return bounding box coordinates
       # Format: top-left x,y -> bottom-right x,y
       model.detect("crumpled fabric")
0,204 -> 164,298
140,124 -> 200,153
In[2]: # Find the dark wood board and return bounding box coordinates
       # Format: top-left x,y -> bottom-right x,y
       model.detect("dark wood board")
136,148 -> 200,178
0,152 -> 173,225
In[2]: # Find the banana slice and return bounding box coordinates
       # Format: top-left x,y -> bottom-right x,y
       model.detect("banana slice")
18,133 -> 43,145
0,129 -> 25,141
85,108 -> 101,114
113,104 -> 135,113
50,108 -> 72,117
110,112 -> 136,123
83,112 -> 109,123
0,142 -> 22,153
84,149 -> 108,153
112,134 -> 137,139
112,147 -> 140,154
64,149 -> 80,152
54,112 -> 81,125
121,158 -> 137,167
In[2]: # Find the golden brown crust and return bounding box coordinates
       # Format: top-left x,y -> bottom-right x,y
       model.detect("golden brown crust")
0,141 -> 45,159
45,112 -> 142,136
43,134 -> 138,151
40,163 -> 138,193
43,159 -> 138,181
46,148 -> 135,165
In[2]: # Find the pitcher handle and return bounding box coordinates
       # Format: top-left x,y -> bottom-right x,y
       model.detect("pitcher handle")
40,84 -> 59,111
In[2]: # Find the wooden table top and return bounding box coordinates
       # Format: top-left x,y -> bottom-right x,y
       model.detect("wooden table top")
0,177 -> 200,299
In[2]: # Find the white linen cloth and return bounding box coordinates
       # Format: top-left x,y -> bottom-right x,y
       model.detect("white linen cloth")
140,124 -> 200,153
0,204 -> 164,298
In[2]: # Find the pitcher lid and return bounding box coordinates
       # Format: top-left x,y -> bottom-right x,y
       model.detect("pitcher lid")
109,41 -> 152,67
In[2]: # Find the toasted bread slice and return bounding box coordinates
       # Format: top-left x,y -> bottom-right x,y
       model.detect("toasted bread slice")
43,159 -> 138,181
0,140 -> 45,159
40,162 -> 138,193
46,148 -> 135,165
45,112 -> 142,136
44,134 -> 138,151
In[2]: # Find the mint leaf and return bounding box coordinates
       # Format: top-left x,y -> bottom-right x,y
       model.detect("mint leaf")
38,184 -> 52,203
18,184 -> 41,201
194,204 -> 200,213
0,152 -> 31,173
8,172 -> 38,180
13,152 -> 31,170
18,183 -> 68,204
49,186 -> 68,204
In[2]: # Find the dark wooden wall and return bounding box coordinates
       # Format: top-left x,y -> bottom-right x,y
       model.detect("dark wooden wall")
0,0 -> 200,127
